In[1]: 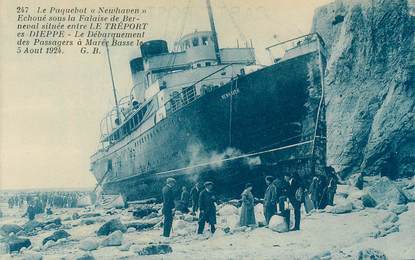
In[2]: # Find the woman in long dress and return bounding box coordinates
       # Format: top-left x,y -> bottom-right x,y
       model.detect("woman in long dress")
239,183 -> 256,227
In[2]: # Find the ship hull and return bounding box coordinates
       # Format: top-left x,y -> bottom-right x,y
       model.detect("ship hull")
91,51 -> 326,201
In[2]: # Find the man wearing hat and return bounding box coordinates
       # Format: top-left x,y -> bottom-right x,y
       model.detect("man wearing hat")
162,177 -> 176,237
197,181 -> 217,234
284,173 -> 303,231
263,176 -> 277,224
190,182 -> 202,215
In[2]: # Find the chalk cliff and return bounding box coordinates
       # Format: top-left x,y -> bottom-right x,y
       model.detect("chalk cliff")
311,0 -> 415,178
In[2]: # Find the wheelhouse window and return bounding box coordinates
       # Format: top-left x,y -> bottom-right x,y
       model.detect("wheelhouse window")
192,37 -> 199,47
201,36 -> 209,45
184,40 -> 191,49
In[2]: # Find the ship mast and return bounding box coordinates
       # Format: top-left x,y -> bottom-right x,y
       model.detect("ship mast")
105,40 -> 121,125
206,0 -> 221,64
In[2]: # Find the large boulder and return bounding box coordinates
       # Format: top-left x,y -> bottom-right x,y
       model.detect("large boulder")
352,200 -> 365,211
42,230 -> 71,245
43,223 -> 59,231
268,215 -> 288,233
79,237 -> 99,251
7,236 -> 31,252
220,214 -> 239,230
327,202 -> 353,214
357,248 -> 387,260
382,212 -> 399,224
125,219 -> 159,231
376,222 -> 399,238
388,204 -> 408,215
97,218 -> 126,236
347,187 -> 365,200
361,194 -> 377,208
132,207 -> 158,219
22,220 -> 44,233
402,189 -> 415,202
218,204 -> 238,216
42,240 -> 57,250
81,218 -> 100,225
126,227 -> 136,233
367,177 -> 407,205
100,230 -> 123,247
44,217 -> 62,226
137,244 -> 173,256
80,212 -> 101,218
0,224 -> 22,236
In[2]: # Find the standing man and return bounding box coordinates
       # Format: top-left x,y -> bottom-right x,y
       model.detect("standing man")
197,181 -> 217,234
162,178 -> 176,237
285,173 -> 303,231
263,176 -> 277,224
309,176 -> 320,209
190,182 -> 201,215
23,202 -> 36,221
180,186 -> 190,213
326,167 -> 338,206
318,174 -> 328,209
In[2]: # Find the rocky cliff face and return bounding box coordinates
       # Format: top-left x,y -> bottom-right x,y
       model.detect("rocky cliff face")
311,0 -> 415,178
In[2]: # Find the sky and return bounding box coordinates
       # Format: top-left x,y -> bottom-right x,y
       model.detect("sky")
0,0 -> 331,190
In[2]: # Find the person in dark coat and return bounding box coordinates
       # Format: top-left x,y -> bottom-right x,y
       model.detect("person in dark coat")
240,183 -> 256,227
274,177 -> 286,214
263,176 -> 277,224
180,186 -> 190,213
24,203 -> 36,221
317,174 -> 328,209
284,173 -> 303,231
309,176 -> 320,209
197,181 -> 217,234
326,167 -> 338,206
162,178 -> 176,237
190,182 -> 202,215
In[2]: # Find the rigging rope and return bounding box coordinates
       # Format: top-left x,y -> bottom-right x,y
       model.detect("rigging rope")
109,140 -> 313,183
221,1 -> 257,64
167,0 -> 191,69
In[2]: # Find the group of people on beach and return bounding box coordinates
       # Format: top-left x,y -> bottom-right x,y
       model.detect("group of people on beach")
6,191 -> 85,221
161,167 -> 338,237
8,192 -> 81,210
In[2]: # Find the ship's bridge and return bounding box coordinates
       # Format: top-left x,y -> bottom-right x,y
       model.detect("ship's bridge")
177,31 -> 217,67
141,31 -> 255,80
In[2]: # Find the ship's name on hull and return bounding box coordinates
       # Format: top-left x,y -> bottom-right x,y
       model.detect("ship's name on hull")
221,88 -> 240,100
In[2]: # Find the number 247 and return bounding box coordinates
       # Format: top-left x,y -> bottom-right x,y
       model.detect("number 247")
17,7 -> 28,13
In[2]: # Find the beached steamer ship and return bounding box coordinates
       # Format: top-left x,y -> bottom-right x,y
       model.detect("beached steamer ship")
90,2 -> 327,201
